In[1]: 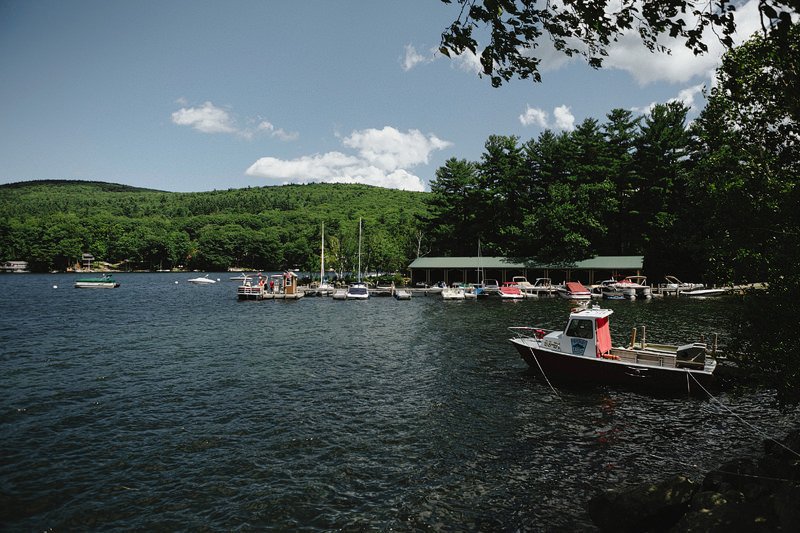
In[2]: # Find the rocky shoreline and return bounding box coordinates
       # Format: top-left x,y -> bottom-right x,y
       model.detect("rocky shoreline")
587,430 -> 800,531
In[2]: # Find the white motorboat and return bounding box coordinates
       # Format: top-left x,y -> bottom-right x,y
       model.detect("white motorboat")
613,276 -> 652,299
499,282 -> 525,299
346,282 -> 370,300
556,281 -> 592,300
393,289 -> 412,300
663,275 -> 704,292
681,287 -> 727,297
441,286 -> 465,300
188,274 -> 216,284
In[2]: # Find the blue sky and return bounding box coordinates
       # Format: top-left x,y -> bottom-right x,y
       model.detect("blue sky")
0,1 -> 763,192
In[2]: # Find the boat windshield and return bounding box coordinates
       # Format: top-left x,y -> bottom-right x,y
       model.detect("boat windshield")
566,319 -> 594,339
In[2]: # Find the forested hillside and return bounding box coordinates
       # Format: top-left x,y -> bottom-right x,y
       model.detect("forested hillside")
0,180 -> 427,274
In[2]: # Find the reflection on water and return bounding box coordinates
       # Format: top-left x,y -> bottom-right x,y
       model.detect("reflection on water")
1,273 -> 796,530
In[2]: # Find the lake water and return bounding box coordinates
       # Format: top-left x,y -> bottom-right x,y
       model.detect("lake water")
1,273 -> 797,531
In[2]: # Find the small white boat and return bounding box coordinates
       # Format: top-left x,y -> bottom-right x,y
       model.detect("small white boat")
441,286 -> 465,300
530,277 -> 556,297
681,287 -> 727,297
613,276 -> 652,299
663,275 -> 704,292
393,289 -> 412,300
590,280 -> 625,300
188,274 -> 216,284
499,282 -> 525,299
346,282 -> 369,300
557,281 -> 592,300
483,278 -> 500,295
332,288 -> 348,300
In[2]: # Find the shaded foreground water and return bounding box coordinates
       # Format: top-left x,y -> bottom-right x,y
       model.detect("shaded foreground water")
1,273 -> 798,530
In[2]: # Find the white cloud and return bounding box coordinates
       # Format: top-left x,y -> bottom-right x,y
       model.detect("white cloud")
519,105 -> 574,131
452,49 -> 483,75
245,127 -> 451,192
673,83 -> 706,111
553,105 -> 575,131
343,126 -> 451,170
171,101 -> 236,134
401,44 -> 435,71
604,0 -> 764,86
257,120 -> 299,141
172,101 -> 297,141
519,106 -> 548,127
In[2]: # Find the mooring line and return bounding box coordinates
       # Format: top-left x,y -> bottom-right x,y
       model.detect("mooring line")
646,451 -> 800,485
526,343 -> 561,400
689,372 -> 800,461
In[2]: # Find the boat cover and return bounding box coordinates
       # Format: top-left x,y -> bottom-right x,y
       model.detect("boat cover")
595,316 -> 612,356
566,281 -> 588,293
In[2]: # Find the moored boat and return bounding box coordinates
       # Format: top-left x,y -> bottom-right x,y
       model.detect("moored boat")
614,275 -> 652,299
556,281 -> 592,300
346,282 -> 369,300
663,275 -> 704,292
441,285 -> 465,300
499,281 -> 525,299
681,287 -> 728,297
508,305 -> 717,393
393,289 -> 412,300
590,279 -> 625,300
74,274 -> 120,288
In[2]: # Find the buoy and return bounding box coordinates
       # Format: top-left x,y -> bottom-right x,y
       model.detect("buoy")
175,281 -> 179,284
53,285 -> 58,289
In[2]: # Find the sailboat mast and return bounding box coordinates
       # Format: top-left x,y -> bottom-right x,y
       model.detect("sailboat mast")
357,217 -> 362,282
320,222 -> 325,284
478,238 -> 484,284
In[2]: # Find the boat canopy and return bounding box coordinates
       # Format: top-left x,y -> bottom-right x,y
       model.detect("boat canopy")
566,281 -> 589,293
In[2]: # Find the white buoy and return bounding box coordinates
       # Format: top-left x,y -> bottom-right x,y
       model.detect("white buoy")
175,281 -> 179,284
53,285 -> 58,289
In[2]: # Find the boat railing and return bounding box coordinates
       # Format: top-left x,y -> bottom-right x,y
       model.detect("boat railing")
508,326 -> 552,339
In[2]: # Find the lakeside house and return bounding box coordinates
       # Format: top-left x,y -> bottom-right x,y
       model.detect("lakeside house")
1,261 -> 29,273
408,256 -> 644,287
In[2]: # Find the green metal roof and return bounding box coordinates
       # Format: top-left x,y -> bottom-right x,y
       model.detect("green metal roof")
408,256 -> 643,270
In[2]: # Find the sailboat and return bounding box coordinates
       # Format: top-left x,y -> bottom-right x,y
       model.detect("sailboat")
346,217 -> 369,300
472,239 -> 488,298
315,222 -> 334,296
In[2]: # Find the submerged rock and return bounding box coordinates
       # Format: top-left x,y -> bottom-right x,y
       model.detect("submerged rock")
587,475 -> 697,532
587,430 -> 800,531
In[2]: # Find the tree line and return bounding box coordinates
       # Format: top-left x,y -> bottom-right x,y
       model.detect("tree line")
0,181 -> 427,277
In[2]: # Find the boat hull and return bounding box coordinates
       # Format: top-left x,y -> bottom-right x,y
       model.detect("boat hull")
74,281 -> 119,288
510,338 -> 714,393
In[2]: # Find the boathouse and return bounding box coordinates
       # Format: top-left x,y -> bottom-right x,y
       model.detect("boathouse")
408,256 -> 644,287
